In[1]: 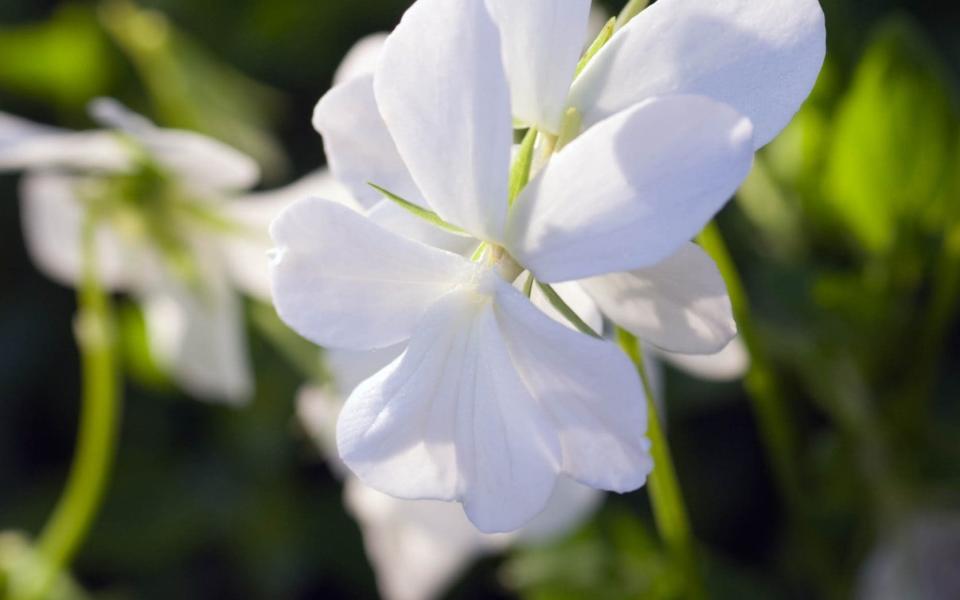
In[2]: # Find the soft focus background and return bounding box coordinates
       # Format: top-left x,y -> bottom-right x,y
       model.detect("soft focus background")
1,0 -> 959,598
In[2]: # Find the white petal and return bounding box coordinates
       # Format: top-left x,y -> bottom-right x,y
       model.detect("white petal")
569,0 -> 826,148
297,385 -> 344,465
374,0 -> 512,241
269,198 -> 474,350
344,478 -> 502,600
581,243 -> 736,354
656,335 -> 750,382
333,33 -> 389,84
338,283 -> 563,533
0,112 -> 129,172
507,95 -> 754,282
366,199 -> 476,256
222,170 -> 359,301
141,248 -> 253,404
485,0 -> 591,133
494,281 -> 653,493
89,98 -> 260,191
515,478 -> 602,544
528,280 -> 604,334
313,76 -> 424,209
18,172 -> 143,290
326,345 -> 406,399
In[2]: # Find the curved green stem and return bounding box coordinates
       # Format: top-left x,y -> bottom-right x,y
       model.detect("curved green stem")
617,329 -> 704,600
26,216 -> 121,598
697,222 -> 803,512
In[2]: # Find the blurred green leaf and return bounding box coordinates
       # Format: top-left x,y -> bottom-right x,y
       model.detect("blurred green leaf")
822,16 -> 960,254
503,506 -> 680,600
0,5 -> 116,111
98,0 -> 288,180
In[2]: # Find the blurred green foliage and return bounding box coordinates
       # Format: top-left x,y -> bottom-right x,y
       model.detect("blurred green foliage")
1,1 -> 960,599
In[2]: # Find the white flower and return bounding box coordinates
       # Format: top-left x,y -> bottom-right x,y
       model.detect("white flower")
298,354 -> 601,600
0,99 -> 309,404
272,0 -> 758,532
314,0 -> 825,358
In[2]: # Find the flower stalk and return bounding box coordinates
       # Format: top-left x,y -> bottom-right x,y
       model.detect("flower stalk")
24,215 -> 122,599
697,222 -> 803,513
617,328 -> 704,600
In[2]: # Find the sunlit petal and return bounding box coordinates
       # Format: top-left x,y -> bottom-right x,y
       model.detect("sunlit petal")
569,0 -> 826,148
269,198 -> 475,350
507,95 -> 754,282
374,0 -> 512,241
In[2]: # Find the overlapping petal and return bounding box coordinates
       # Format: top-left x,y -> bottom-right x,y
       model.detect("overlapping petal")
485,0 -> 591,134
374,0 -> 512,241
313,76 -> 423,208
656,336 -> 750,382
222,170 -> 357,301
569,0 -> 826,148
333,32 -> 389,85
506,95 -> 754,283
580,243 -> 736,354
338,277 -> 650,532
494,281 -> 652,493
338,284 -> 563,533
269,198 -> 475,350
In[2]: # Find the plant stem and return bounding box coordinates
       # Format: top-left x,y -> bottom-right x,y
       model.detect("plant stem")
697,222 -> 803,513
27,216 -> 121,598
617,328 -> 704,600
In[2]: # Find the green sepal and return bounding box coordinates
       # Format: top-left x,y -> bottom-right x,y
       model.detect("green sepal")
368,183 -> 470,236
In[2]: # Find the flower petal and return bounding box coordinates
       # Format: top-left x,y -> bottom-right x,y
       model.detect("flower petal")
366,199 -> 476,256
89,98 -> 260,192
569,0 -> 826,148
580,243 -> 736,354
18,172 -> 143,290
0,111 -> 129,172
269,198 -> 474,350
515,477 -> 602,544
485,0 -> 591,133
493,281 -> 653,493
374,0 -> 512,241
338,284 -> 563,533
344,478 -> 501,600
506,95 -> 754,282
313,76 -> 424,209
333,32 -> 389,85
222,170 -> 358,301
528,280 -> 604,334
141,249 -> 253,404
655,335 -> 750,382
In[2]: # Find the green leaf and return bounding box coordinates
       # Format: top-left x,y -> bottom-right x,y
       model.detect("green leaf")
822,16 -> 960,254
0,5 -> 116,111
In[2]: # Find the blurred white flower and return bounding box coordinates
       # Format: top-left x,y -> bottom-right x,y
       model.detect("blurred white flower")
274,0 -> 758,532
857,512 -> 960,600
0,99 -> 312,404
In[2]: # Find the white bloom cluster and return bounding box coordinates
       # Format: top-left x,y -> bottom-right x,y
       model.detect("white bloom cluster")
271,0 -> 825,537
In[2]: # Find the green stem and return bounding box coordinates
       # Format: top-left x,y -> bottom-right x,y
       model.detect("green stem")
697,222 -> 803,512
28,216 -> 121,597
617,329 -> 704,599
